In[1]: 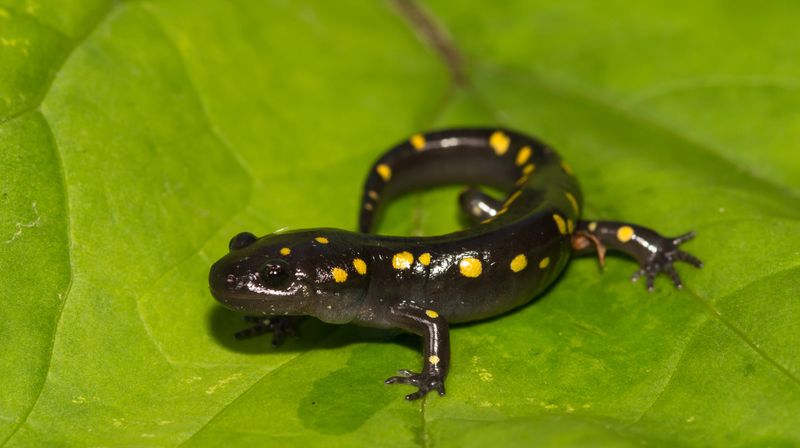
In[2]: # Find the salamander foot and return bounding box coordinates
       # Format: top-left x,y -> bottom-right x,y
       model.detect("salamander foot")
631,231 -> 703,292
385,369 -> 446,400
234,316 -> 296,346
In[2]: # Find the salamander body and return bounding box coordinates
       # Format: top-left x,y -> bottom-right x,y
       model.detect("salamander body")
209,128 -> 701,400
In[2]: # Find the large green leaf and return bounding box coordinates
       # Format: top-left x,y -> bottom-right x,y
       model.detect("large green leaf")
2,0 -> 798,446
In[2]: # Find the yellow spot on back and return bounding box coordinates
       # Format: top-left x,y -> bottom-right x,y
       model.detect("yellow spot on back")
428,355 -> 440,365
553,214 -> 567,234
515,175 -> 529,186
516,146 -> 532,166
504,190 -> 522,207
459,257 -> 483,278
425,309 -> 439,318
353,258 -> 367,275
331,267 -> 348,283
419,252 -> 431,266
617,225 -> 634,243
523,163 -> 535,175
368,190 -> 380,200
510,254 -> 527,272
315,237 -> 329,244
364,203 -> 373,211
539,257 -> 550,269
561,160 -> 574,175
392,251 -> 414,270
588,221 -> 598,232
410,133 -> 426,150
567,219 -> 575,234
489,131 -> 510,155
376,164 -> 392,181
280,247 -> 291,256
565,192 -> 579,215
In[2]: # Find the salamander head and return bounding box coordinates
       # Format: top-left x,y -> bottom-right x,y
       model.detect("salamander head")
208,228 -> 368,323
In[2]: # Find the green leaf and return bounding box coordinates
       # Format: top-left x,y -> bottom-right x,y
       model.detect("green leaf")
2,1 -> 798,446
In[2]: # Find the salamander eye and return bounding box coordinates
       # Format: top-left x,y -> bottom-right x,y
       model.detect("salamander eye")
229,232 -> 257,251
260,259 -> 290,286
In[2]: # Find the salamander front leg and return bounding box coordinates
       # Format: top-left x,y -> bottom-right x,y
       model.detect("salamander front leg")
384,305 -> 450,400
573,220 -> 702,291
234,316 -> 297,346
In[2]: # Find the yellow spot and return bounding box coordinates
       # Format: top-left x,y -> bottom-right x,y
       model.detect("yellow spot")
392,251 -> 414,270
425,309 -> 439,318
510,254 -> 527,272
523,163 -> 535,175
539,257 -> 550,269
504,190 -> 522,207
617,225 -> 634,243
516,146 -> 532,166
364,203 -> 373,211
376,164 -> 392,181
419,253 -> 431,266
280,247 -> 291,256
459,257 -> 483,278
515,175 -> 529,186
331,267 -> 348,283
489,131 -> 510,155
410,133 -> 426,150
588,221 -> 598,232
429,355 -> 440,365
315,237 -> 329,244
353,258 -> 367,275
368,190 -> 380,200
565,192 -> 579,215
561,160 -> 574,175
567,219 -> 575,234
553,214 -> 567,234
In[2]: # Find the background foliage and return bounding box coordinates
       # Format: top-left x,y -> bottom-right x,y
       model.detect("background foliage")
2,0 -> 799,446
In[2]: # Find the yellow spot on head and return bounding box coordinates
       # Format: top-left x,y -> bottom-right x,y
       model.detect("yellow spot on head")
539,257 -> 550,269
516,146 -> 532,166
353,258 -> 367,275
523,163 -> 535,175
368,190 -> 380,200
504,190 -> 522,207
565,192 -> 579,215
588,221 -> 598,232
418,252 -> 431,266
376,164 -> 392,181
553,214 -> 567,234
617,225 -> 634,243
459,257 -> 483,278
561,160 -> 574,175
331,267 -> 348,283
510,254 -> 527,272
315,237 -> 329,244
428,355 -> 440,365
410,133 -> 426,150
567,219 -> 574,234
392,251 -> 414,270
425,309 -> 439,318
489,131 -> 510,155
280,247 -> 291,256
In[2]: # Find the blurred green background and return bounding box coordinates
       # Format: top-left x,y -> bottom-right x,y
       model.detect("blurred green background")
2,0 -> 799,446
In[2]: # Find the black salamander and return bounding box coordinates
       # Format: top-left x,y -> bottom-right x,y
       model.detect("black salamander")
208,128 -> 702,400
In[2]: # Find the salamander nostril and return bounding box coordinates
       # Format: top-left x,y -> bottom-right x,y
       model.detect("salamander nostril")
229,231 -> 257,251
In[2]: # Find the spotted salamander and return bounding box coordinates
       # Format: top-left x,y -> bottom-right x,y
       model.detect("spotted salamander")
208,128 -> 702,400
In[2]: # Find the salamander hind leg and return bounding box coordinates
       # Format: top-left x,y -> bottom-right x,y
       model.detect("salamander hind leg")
458,186 -> 504,223
383,305 -> 450,400
573,220 -> 703,291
